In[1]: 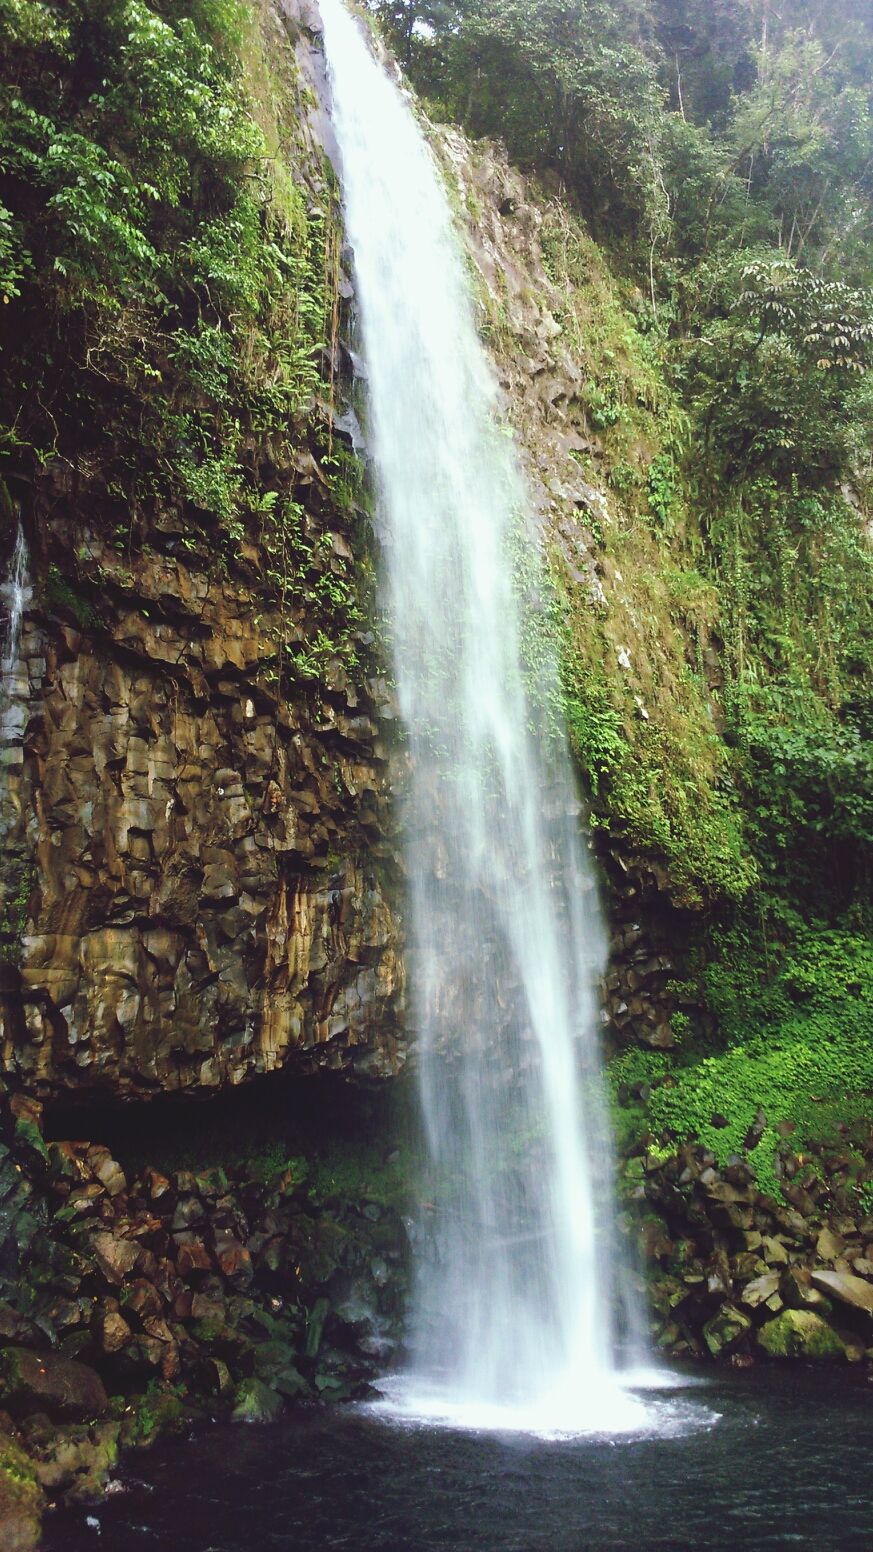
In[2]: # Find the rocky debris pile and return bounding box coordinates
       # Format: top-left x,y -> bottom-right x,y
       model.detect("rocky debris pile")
630,1133 -> 873,1364
0,1093 -> 408,1547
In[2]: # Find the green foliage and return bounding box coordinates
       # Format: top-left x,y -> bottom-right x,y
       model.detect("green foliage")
0,0 -> 368,711
738,687 -> 873,907
611,924 -> 873,1196
372,0 -> 669,245
558,607 -> 755,905
0,0 -> 330,533
688,256 -> 873,482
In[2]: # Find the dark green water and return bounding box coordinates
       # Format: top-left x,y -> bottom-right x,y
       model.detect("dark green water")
46,1368 -> 873,1552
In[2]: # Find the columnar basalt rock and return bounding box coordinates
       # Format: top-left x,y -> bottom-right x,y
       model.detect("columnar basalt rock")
0,507 -> 405,1099
0,0 -> 407,1103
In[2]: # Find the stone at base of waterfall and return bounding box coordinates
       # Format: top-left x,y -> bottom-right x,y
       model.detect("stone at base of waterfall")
22,1416 -> 120,1503
0,1433 -> 44,1552
702,1304 -> 752,1356
231,1379 -> 283,1423
757,1309 -> 845,1359
811,1269 -> 873,1316
0,1349 -> 108,1422
741,1271 -> 781,1309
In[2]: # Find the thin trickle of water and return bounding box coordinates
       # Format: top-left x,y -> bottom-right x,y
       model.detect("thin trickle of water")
320,1 -> 646,1431
1,523 -> 30,753
1,523 -> 28,677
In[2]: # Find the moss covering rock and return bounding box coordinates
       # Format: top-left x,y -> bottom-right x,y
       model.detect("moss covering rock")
231,1379 -> 283,1424
0,1433 -> 44,1552
702,1305 -> 752,1358
757,1310 -> 845,1361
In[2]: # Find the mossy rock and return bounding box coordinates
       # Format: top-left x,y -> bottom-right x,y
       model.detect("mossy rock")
0,1435 -> 44,1552
231,1379 -> 283,1424
702,1303 -> 752,1357
757,1308 -> 845,1360
0,1348 -> 108,1422
29,1421 -> 119,1503
120,1386 -> 190,1451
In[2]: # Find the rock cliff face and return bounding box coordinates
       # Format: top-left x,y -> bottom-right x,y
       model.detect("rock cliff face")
0,0 -> 406,1103
0,514 -> 404,1099
0,1 -> 693,1107
429,129 -> 699,1054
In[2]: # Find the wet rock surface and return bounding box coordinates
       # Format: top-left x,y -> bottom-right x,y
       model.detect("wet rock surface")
0,0 -> 406,1104
0,529 -> 406,1097
630,1131 -> 873,1367
0,1091 -> 408,1546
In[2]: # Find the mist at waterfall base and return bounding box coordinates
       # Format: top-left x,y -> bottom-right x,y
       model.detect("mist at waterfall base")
320,0 -> 650,1434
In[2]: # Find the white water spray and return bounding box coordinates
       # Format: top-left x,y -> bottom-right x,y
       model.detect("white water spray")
1,524 -> 28,676
1,523 -> 30,748
320,0 -> 646,1432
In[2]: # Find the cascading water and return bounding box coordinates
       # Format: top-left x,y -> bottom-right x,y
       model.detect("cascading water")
320,0 -> 647,1432
1,523 -> 30,746
1,524 -> 28,675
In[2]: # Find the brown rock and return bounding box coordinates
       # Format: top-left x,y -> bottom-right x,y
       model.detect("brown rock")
0,1349 -> 108,1422
175,1238 -> 212,1276
65,1183 -> 105,1217
100,1311 -> 133,1354
782,1267 -> 833,1313
125,1279 -> 164,1321
88,1150 -> 127,1197
190,1293 -> 226,1322
142,1317 -> 174,1345
741,1272 -> 781,1309
815,1227 -> 845,1263
214,1238 -> 253,1285
811,1269 -> 873,1317
0,1306 -> 46,1350
145,1169 -> 172,1202
91,1231 -> 138,1285
761,1236 -> 789,1266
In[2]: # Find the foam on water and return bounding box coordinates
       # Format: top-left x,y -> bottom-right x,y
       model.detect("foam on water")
367,1373 -> 720,1441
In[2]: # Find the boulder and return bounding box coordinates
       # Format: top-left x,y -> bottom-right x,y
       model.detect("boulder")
0,1349 -> 108,1422
89,1152 -> 127,1198
741,1272 -> 780,1309
811,1269 -> 873,1317
99,1311 -> 133,1355
231,1379 -> 283,1424
27,1420 -> 120,1503
761,1236 -> 789,1266
91,1232 -> 138,1286
702,1304 -> 752,1357
815,1227 -> 845,1263
757,1309 -> 845,1360
781,1267 -> 833,1313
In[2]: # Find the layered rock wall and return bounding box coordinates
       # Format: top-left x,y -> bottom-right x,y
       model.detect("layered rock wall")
0,513 -> 403,1099
0,0 -> 406,1103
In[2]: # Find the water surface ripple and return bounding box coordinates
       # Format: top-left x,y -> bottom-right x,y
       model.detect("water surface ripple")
47,1368 -> 873,1552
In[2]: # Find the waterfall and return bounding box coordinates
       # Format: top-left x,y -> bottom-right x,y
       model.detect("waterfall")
1,523 -> 30,746
1,524 -> 28,676
320,0 -> 646,1432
